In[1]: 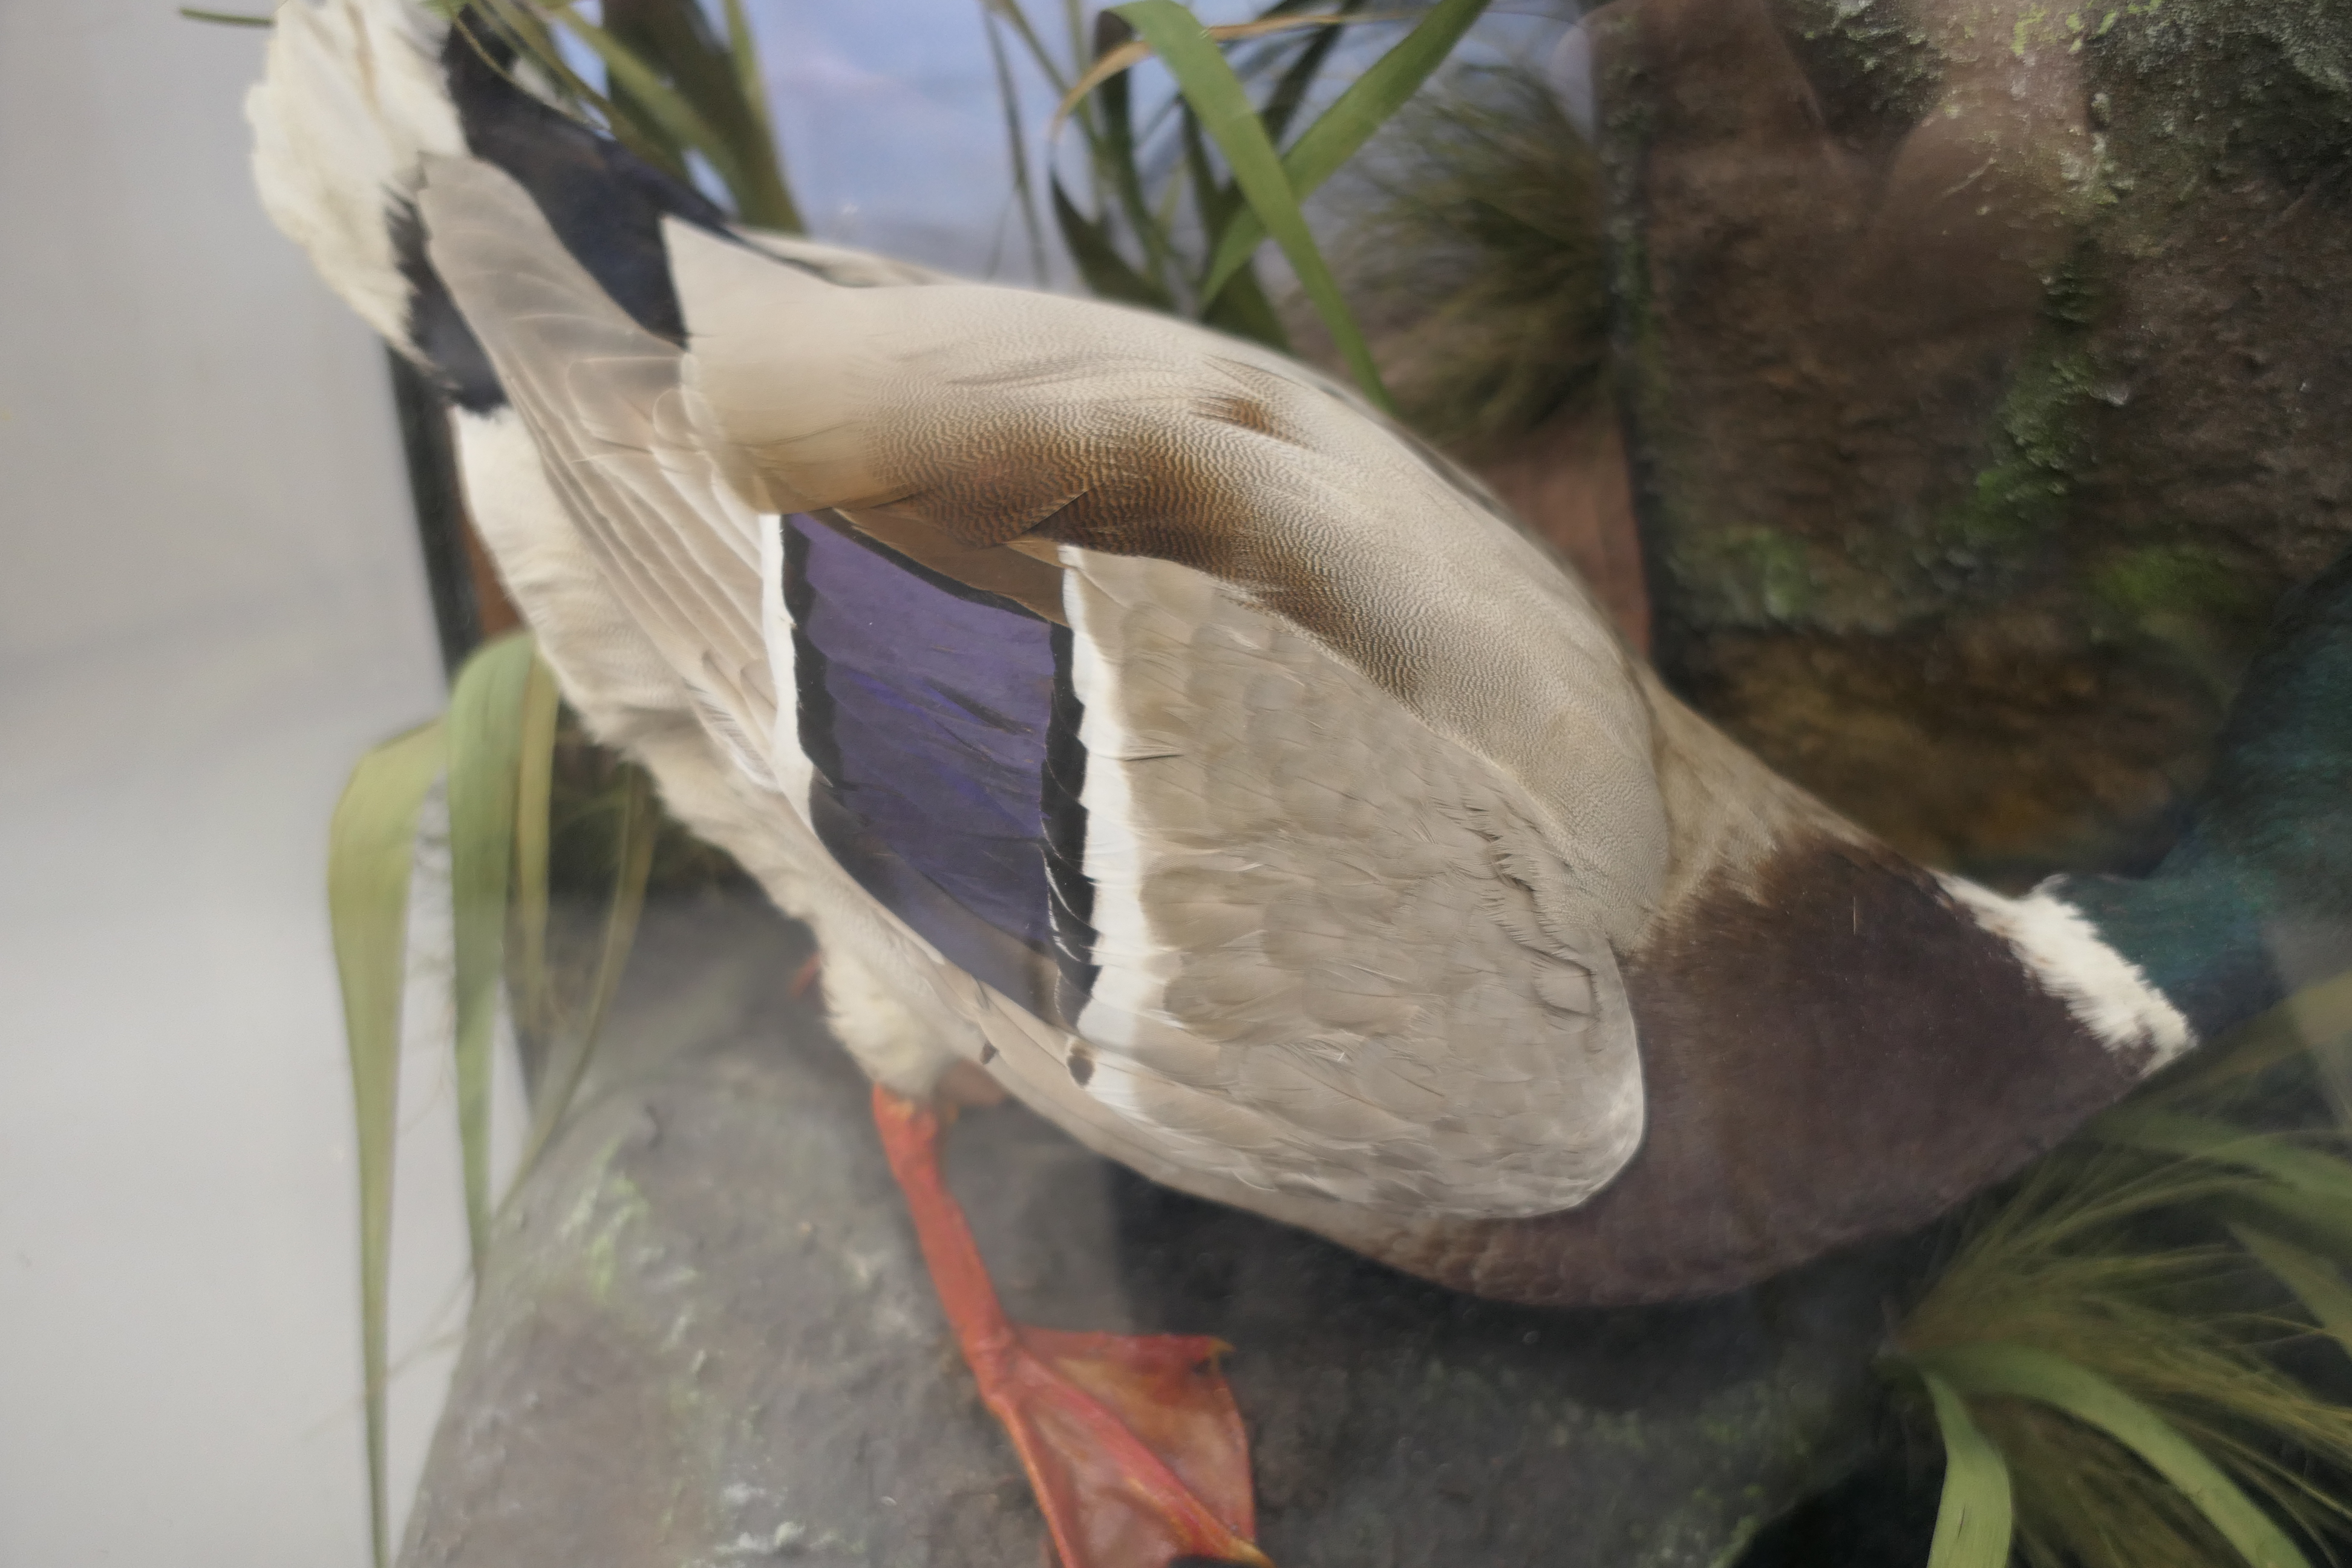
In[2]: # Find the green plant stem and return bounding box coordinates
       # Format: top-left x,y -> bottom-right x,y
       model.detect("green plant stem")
511,660 -> 560,1044
595,0 -> 800,230
327,720 -> 449,1568
1913,1367 -> 2018,1568
1201,0 -> 1491,299
511,764 -> 658,1187
2234,1226 -> 2352,1364
444,634 -> 538,1279
1912,1343 -> 2316,1568
1112,0 -> 1391,408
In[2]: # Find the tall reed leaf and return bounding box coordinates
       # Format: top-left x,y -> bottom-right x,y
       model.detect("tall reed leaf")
542,13 -> 759,206
2098,1110 -> 2352,1214
1914,1344 -> 2316,1568
514,763 -> 659,1179
466,0 -> 800,230
1181,113 -> 1292,347
718,0 -> 768,146
1200,0 -> 1491,299
326,719 -> 449,1568
1062,9 -> 1404,110
1111,0 -> 1393,408
443,633 -> 538,1276
981,4 -> 1053,282
1915,1367 -> 2017,1568
599,0 -> 799,229
2233,1226 -> 2352,1361
511,658 -> 561,1037
1052,175 -> 1177,307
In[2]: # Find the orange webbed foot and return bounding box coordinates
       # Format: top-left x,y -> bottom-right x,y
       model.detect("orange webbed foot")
872,1086 -> 1270,1568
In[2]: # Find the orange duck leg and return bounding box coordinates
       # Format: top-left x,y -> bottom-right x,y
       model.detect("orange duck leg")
871,1086 -> 1270,1568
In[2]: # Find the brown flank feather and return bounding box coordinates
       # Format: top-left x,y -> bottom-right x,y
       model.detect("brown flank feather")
1371,841 -> 2149,1306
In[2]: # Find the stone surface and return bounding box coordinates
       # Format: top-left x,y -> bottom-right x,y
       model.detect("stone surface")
1594,0 -> 2352,879
402,889 -> 1926,1568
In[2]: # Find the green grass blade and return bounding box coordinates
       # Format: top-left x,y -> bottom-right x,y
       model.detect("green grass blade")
443,633 -> 537,1279
2102,1106 -> 2352,1266
469,2 -> 629,142
1181,102 -> 1236,237
511,659 -> 561,1044
1178,101 -> 1292,350
1064,0 -> 1091,90
603,0 -> 801,230
1201,0 -> 1491,300
717,0 -> 774,149
326,719 -> 448,1568
1200,248 -> 1292,349
465,2 -> 711,194
987,0 -> 1073,91
2213,1185 -> 2352,1272
179,7 -> 273,22
579,766 -> 659,1060
514,764 -> 659,1181
1089,10 -> 1180,295
980,6 -> 1053,284
1060,10 -> 1405,119
1915,1343 -> 2316,1568
587,0 -> 695,181
2100,1109 -> 2352,1210
1253,0 -> 1364,148
2235,1225 -> 2352,1360
463,2 -> 701,189
1112,0 -> 1392,409
540,5 -> 788,226
553,14 -> 735,175
1051,174 -> 1175,309
1915,1368 -> 2017,1568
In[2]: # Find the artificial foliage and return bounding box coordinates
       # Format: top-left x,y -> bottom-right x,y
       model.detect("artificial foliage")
1328,62 -> 1612,454
1890,977 -> 2352,1567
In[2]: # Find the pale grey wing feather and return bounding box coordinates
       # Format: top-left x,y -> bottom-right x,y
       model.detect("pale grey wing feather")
405,164 -> 993,1109
662,218 -> 1671,944
1050,550 -> 1644,1218
659,220 -> 1656,1218
417,158 -> 775,763
414,189 -> 1659,1218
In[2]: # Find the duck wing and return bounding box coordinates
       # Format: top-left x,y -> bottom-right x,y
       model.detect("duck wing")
420,155 -> 1662,1221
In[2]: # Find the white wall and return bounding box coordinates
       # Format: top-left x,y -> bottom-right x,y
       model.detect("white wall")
0,4 -> 472,1564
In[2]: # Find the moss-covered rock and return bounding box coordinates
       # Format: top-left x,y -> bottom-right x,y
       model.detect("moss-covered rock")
1596,0 -> 2352,875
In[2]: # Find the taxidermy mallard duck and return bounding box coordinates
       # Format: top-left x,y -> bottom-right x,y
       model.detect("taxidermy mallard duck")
250,3 -> 2352,1562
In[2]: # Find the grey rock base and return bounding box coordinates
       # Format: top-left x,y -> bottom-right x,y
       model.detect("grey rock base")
401,890 -> 1922,1568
